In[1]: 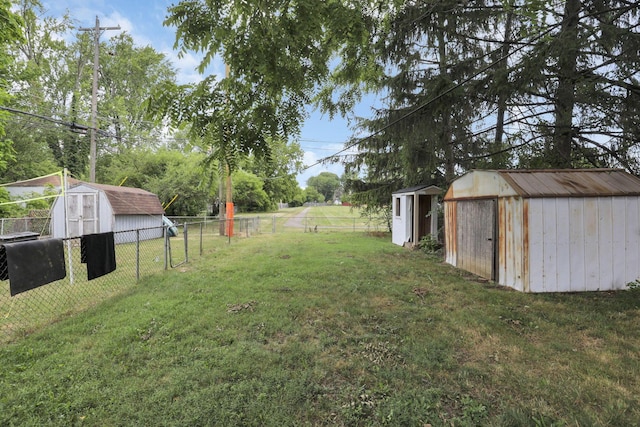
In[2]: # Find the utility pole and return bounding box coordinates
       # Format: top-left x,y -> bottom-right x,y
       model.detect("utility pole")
79,16 -> 120,182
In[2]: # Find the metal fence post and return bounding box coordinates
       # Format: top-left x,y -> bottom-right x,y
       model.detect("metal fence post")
164,229 -> 169,270
136,229 -> 140,281
199,222 -> 204,256
184,223 -> 189,263
272,215 -> 276,233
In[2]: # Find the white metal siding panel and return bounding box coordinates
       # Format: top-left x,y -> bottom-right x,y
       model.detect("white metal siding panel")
555,198 -> 571,292
527,199 -> 544,292
598,197 -> 614,291
98,190 -> 113,233
392,196 -> 405,246
114,215 -> 163,244
541,198 -> 559,292
568,198 -> 586,291
612,198 -> 628,290
583,198 -> 600,291
624,197 -> 640,286
115,215 -> 162,232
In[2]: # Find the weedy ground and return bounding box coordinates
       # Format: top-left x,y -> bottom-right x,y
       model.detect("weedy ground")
0,230 -> 638,426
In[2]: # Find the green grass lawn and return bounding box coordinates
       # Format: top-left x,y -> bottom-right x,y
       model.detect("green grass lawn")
0,231 -> 639,426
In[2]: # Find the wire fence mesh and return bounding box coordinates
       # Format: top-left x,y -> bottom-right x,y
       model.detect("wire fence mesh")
0,219 -> 248,343
0,213 -> 385,343
0,217 -> 51,236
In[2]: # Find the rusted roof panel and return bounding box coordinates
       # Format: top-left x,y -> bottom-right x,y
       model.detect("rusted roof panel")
499,169 -> 640,198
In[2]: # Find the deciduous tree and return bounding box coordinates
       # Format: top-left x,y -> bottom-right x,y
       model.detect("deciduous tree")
307,172 -> 341,202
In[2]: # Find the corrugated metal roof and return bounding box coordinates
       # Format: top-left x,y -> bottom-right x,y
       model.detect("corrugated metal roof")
498,169 -> 640,198
72,183 -> 164,215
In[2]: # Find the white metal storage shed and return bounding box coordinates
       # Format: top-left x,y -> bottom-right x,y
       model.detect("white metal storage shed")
392,184 -> 441,247
444,169 -> 640,293
51,182 -> 165,243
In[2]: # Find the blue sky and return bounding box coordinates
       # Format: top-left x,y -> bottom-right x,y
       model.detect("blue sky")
41,0 -> 375,188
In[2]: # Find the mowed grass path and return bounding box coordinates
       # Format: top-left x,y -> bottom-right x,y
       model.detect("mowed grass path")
1,231 -> 639,426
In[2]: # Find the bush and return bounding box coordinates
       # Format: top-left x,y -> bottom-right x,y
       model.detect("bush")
418,234 -> 442,256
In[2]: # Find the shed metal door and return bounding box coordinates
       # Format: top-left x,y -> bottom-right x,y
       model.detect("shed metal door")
67,193 -> 98,237
456,199 -> 496,280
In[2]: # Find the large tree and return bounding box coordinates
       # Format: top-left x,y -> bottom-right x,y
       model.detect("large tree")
96,148 -> 211,216
5,0 -> 89,179
345,1 -> 499,207
243,136 -> 304,205
307,171 -> 341,202
0,0 -> 24,173
155,0 -> 380,176
4,0 -> 178,181
97,33 -> 177,153
342,1 -> 640,209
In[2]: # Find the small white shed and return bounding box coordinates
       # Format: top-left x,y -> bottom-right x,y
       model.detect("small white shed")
444,169 -> 640,293
51,182 -> 165,243
392,184 -> 441,247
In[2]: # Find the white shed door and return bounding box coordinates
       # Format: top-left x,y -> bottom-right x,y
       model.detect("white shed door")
456,199 -> 496,280
67,193 -> 98,237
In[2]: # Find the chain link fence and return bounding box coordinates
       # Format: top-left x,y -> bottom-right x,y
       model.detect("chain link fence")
0,214 -> 382,343
0,218 -> 265,343
0,217 -> 51,236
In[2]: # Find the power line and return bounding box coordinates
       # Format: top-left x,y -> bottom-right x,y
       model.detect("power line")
79,16 -> 120,183
0,106 -> 96,135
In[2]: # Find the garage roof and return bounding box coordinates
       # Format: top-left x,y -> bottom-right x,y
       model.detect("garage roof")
73,183 -> 165,215
500,169 -> 640,197
445,169 -> 640,200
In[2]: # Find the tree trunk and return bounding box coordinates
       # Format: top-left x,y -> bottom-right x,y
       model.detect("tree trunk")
493,7 -> 514,160
551,0 -> 581,168
437,16 -> 455,182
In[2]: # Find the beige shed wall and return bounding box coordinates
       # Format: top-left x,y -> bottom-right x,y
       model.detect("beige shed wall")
497,197 -> 525,292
